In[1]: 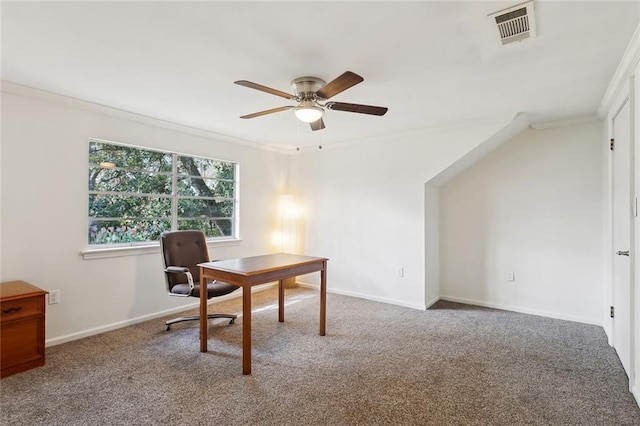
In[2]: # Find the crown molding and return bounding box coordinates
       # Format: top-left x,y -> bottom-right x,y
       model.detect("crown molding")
290,112 -> 522,154
529,115 -> 601,130
597,23 -> 640,118
0,80 -> 292,155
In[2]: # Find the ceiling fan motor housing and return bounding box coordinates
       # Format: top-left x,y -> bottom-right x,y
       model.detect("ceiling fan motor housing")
292,77 -> 326,100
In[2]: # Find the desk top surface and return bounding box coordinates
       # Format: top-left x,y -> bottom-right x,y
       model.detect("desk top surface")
199,253 -> 327,276
0,281 -> 48,300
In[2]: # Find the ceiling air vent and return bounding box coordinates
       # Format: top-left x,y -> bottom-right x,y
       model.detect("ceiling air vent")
488,1 -> 537,46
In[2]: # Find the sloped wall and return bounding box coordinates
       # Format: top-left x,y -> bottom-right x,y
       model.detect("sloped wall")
439,122 -> 604,324
288,116 -> 518,309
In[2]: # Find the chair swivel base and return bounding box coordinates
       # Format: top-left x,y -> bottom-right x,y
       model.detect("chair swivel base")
165,313 -> 237,331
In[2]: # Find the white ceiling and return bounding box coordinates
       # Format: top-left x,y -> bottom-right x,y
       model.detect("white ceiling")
1,1 -> 638,150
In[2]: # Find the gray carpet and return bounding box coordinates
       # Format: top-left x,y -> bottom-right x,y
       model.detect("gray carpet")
1,286 -> 639,425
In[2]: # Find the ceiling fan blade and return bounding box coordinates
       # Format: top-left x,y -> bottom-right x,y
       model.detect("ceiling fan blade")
316,71 -> 364,100
240,106 -> 293,119
326,102 -> 388,116
310,118 -> 326,131
234,80 -> 295,100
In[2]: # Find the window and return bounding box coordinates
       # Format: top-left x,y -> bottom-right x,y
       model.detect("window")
88,139 -> 237,246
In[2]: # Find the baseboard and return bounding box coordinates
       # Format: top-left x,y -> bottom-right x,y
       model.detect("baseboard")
296,281 -> 317,290
439,295 -> 603,326
297,283 -> 600,325
48,283 -> 602,347
45,282 -> 277,347
425,296 -> 440,309
297,281 -> 426,310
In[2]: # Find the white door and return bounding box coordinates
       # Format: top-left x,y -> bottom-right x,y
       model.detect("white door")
612,98 -> 632,377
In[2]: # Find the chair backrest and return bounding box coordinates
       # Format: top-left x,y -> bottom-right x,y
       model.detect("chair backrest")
160,230 -> 210,292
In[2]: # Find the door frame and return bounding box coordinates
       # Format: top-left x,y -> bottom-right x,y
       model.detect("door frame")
599,24 -> 640,405
605,78 -> 635,393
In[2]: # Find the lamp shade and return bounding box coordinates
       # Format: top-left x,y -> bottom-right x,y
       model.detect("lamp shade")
294,105 -> 324,123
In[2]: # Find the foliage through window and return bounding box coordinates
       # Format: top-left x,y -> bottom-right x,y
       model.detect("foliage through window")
88,139 -> 237,245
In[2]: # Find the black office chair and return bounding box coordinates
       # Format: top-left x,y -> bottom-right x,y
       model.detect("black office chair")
160,230 -> 239,331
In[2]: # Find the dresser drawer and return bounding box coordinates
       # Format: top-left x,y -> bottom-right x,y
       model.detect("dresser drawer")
0,296 -> 43,322
1,318 -> 44,368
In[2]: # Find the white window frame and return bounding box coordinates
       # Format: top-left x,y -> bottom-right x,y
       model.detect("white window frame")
83,138 -> 240,258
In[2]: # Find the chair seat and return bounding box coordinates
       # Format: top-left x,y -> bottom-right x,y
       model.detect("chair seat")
171,280 -> 238,298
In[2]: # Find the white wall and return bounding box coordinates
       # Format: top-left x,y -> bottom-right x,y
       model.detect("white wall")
0,83 -> 287,344
425,114 -> 531,307
288,115 -> 518,309
439,122 -> 604,324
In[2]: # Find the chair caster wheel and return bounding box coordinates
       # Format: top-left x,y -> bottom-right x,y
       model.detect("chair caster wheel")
166,325 -> 171,331
229,318 -> 236,324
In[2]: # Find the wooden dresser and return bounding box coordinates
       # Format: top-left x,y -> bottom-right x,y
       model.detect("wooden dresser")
0,281 -> 48,378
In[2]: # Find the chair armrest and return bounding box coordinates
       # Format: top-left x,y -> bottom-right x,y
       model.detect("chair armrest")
164,266 -> 195,294
165,266 -> 190,274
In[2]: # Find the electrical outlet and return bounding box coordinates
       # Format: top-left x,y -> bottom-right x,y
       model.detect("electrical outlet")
49,289 -> 60,305
397,267 -> 405,278
506,272 -> 515,282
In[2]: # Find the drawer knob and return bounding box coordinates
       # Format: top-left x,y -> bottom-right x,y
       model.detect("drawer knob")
2,307 -> 22,314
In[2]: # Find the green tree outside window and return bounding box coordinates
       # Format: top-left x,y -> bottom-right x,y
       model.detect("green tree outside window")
88,140 -> 237,245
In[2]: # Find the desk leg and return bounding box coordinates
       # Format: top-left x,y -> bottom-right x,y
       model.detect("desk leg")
278,279 -> 285,322
320,261 -> 327,336
199,270 -> 208,352
242,283 -> 252,375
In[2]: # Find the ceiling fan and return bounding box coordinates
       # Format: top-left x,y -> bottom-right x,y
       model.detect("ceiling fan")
234,71 -> 388,131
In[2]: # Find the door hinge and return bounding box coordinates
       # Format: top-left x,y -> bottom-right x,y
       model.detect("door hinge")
610,306 -> 615,318
610,138 -> 615,151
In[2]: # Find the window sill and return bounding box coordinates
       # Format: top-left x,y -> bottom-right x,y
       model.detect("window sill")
80,238 -> 243,260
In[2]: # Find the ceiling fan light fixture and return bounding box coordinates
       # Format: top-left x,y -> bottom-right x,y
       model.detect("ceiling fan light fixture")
294,105 -> 324,123
236,71 -> 387,131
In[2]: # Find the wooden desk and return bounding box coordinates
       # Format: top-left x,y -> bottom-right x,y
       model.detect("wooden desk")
198,253 -> 328,375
